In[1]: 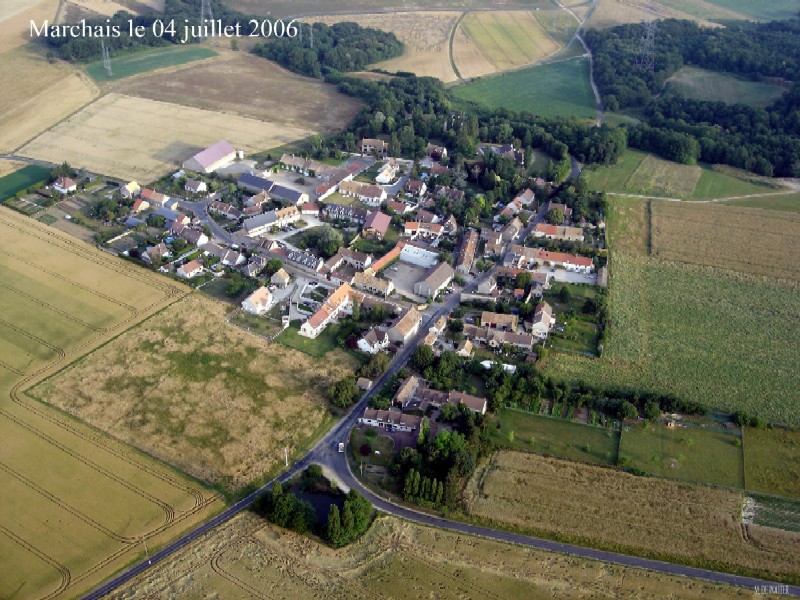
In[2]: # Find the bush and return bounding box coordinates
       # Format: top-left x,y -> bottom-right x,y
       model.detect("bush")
359,443 -> 372,456
364,428 -> 377,438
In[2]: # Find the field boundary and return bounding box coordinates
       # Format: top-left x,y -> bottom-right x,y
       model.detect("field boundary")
448,11 -> 466,80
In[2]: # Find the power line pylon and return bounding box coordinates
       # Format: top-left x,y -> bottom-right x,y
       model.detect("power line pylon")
101,40 -> 113,77
200,0 -> 214,26
634,0 -> 657,72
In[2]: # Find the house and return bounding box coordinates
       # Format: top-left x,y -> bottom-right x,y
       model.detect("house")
242,255 -> 268,278
323,247 -> 373,274
358,408 -> 423,432
514,188 -> 536,207
363,211 -> 392,239
482,229 -> 505,257
238,172 -> 273,194
543,201 -> 573,223
204,242 -> 245,266
242,213 -> 276,237
131,198 -> 149,213
246,190 -> 271,208
404,221 -> 444,241
323,203 -> 368,224
178,228 -> 209,247
269,184 -> 308,205
209,201 -> 242,220
387,308 -> 422,344
241,286 -> 273,315
121,181 -> 140,199
533,223 -> 585,242
361,138 -> 388,156
446,390 -> 487,415
455,229 -> 478,276
176,259 -> 204,279
442,215 -> 459,236
357,184 -> 387,207
477,276 -> 497,294
414,262 -> 454,299
487,330 -> 535,352
429,315 -> 448,336
405,180 -> 427,197
357,377 -> 373,391
529,301 -> 556,339
287,248 -> 324,272
456,338 -> 474,358
533,249 -> 593,273
357,328 -> 390,354
375,161 -> 399,184
478,143 -> 524,167
481,311 -> 518,331
142,243 -> 171,264
182,140 -> 237,173
53,176 -> 77,194
299,283 -> 364,338
425,143 -> 448,161
434,185 -> 464,203
185,179 -> 207,194
387,200 -> 412,214
300,202 -> 320,216
271,268 -> 291,288
352,271 -> 394,297
501,217 -> 523,242
497,198 -> 523,221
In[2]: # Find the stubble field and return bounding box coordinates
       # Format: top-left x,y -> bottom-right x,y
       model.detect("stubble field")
32,293 -> 360,490
229,0 -> 552,17
0,208 -> 221,600
465,451 -> 800,580
112,510 -> 777,599
110,48 -> 363,131
19,93 -> 312,181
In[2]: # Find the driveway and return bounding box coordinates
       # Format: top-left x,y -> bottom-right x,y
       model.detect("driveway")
539,268 -> 597,285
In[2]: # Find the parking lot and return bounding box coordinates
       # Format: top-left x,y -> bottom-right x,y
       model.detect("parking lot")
385,261 -> 428,301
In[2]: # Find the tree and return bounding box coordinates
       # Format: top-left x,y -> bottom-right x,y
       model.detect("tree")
515,272 -> 532,289
644,400 -> 661,422
545,207 -> 564,225
266,258 -> 283,276
316,226 -> 343,258
618,400 -> 638,421
148,214 -> 166,228
329,376 -> 358,408
558,286 -> 573,303
326,504 -> 344,547
411,345 -> 435,371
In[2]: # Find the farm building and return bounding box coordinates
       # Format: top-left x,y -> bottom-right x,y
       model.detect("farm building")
533,223 -> 585,242
183,140 -> 237,173
414,262 -> 455,299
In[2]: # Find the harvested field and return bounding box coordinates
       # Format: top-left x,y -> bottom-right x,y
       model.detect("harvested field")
465,451 -> 800,580
0,208 -> 221,600
0,0 -> 58,53
113,511 -> 774,600
451,25 -> 495,79
110,50 -> 363,132
313,12 -> 459,82
543,253 -> 800,425
625,154 -> 702,197
745,427 -> 800,499
229,0 -> 552,18
33,293 -> 360,490
458,11 -> 560,73
650,201 -> 800,281
65,0 -> 132,16
586,0 -> 727,29
0,47 -> 99,152
0,159 -> 27,178
605,196 -> 648,256
20,93 -> 311,181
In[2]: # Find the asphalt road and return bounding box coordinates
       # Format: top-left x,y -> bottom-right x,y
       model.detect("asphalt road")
81,268 -> 800,599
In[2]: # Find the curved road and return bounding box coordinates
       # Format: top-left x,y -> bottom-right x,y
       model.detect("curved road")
83,268 -> 800,599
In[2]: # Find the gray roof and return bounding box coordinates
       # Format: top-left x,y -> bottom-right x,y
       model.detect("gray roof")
269,184 -> 304,203
238,173 -> 274,192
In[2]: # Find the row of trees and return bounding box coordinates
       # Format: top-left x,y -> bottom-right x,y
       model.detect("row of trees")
402,468 -> 444,506
325,489 -> 373,548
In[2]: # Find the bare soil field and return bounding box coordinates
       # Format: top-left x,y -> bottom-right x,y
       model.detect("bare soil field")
651,201 -> 800,281
458,11 -> 561,73
109,50 -> 362,132
0,208 -> 221,600
20,92 -> 311,181
114,511 -> 773,600
33,293 -> 360,490
313,12 -> 460,82
465,451 -> 800,580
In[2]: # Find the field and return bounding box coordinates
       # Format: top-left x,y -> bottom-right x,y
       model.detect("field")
112,510 -> 778,600
0,208 -> 221,600
721,192 -> 800,213
228,0 -> 553,17
586,0 -> 733,29
84,46 -> 218,81
487,408 -> 619,465
19,93 -> 312,181
666,67 -> 791,107
698,0 -> 800,20
457,11 -> 561,74
110,50 -> 362,133
544,252 -> 800,424
583,150 -> 783,200
465,451 -> 800,580
650,201 -> 800,281
0,165 -> 51,201
744,427 -> 800,499
313,12 -> 461,82
0,0 -> 59,53
620,422 -> 744,487
453,57 -> 597,119
32,294 -> 359,490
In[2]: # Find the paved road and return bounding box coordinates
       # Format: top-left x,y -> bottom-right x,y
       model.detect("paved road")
81,266 -> 800,599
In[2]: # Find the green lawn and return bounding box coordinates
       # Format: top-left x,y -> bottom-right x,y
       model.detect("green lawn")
547,320 -> 600,356
276,321 -> 339,357
488,408 -> 619,466
720,193 -> 800,213
351,429 -> 395,467
0,165 -> 51,201
584,150 -> 782,200
665,67 -> 790,108
84,46 -> 218,81
744,427 -> 800,499
619,423 -> 744,488
452,57 -> 597,120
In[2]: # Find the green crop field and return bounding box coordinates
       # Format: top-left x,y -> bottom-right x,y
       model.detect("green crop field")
665,67 -> 790,108
700,0 -> 800,20
85,46 -> 218,81
619,423 -> 744,488
744,427 -> 800,499
487,408 -> 620,465
0,208 -> 221,600
720,192 -> 800,213
452,57 -> 597,120
0,164 -> 50,201
583,149 -> 782,200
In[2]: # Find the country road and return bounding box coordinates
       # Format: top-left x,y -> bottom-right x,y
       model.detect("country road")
82,264 -> 800,599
